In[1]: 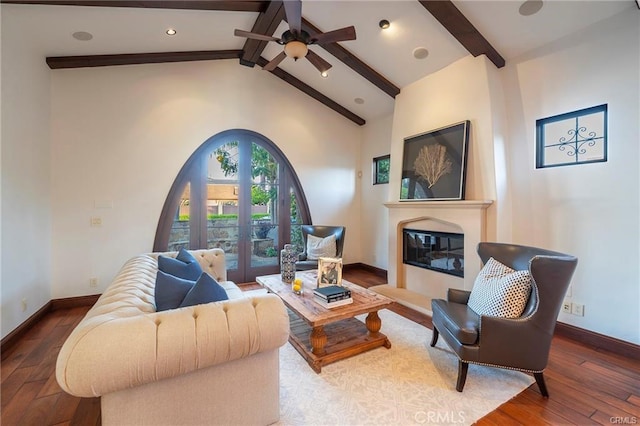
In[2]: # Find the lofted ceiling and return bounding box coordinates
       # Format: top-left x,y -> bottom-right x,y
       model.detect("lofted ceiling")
1,0 -> 635,125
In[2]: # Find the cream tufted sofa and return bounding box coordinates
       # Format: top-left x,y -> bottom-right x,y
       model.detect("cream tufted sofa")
56,248 -> 290,426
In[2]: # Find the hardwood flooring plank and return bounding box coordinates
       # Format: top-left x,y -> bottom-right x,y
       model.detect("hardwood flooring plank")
1,338 -> 41,379
543,370 -> 640,418
51,391 -> 82,425
70,397 -> 101,426
37,369 -> 63,398
21,309 -> 65,341
583,360 -> 640,390
519,386 -> 600,425
476,407 -> 525,426
0,379 -> 46,425
27,345 -> 61,383
1,366 -> 37,409
18,393 -> 61,425
547,357 -> 632,400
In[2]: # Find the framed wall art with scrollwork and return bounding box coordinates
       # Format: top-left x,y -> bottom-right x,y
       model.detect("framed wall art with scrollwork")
399,120 -> 470,201
536,104 -> 608,168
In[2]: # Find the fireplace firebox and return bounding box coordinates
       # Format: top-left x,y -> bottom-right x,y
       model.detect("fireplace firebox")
403,229 -> 464,277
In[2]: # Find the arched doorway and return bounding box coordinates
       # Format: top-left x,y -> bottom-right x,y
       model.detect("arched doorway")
154,129 -> 311,283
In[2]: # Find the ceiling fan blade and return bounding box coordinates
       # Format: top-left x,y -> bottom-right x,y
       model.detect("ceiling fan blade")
310,26 -> 356,45
283,0 -> 302,33
305,50 -> 332,74
263,51 -> 287,71
234,29 -> 280,43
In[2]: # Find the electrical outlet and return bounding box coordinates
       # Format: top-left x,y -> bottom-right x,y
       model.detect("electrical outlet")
21,298 -> 27,312
562,301 -> 572,314
89,278 -> 98,288
90,217 -> 102,227
571,303 -> 584,316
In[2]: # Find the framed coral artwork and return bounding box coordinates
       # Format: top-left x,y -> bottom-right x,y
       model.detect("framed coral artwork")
400,121 -> 470,201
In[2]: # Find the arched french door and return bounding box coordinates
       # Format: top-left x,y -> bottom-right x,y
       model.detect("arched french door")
154,129 -> 311,283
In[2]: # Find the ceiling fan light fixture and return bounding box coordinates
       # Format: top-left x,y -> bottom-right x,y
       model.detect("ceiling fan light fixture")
284,41 -> 308,60
379,19 -> 390,30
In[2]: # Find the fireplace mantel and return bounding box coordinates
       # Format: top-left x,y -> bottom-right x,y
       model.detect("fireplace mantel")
384,200 -> 493,210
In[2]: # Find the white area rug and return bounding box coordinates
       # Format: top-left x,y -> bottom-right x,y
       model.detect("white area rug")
278,309 -> 534,425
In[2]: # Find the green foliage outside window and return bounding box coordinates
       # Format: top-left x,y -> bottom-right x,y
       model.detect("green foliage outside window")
374,155 -> 390,185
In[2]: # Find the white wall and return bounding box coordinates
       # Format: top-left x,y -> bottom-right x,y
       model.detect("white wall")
503,11 -> 639,344
50,60 -> 362,298
1,11 -> 53,338
360,114 -> 393,270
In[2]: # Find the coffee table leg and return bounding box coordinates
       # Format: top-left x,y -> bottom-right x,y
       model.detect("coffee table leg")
310,326 -> 327,356
366,311 -> 392,348
365,311 -> 382,336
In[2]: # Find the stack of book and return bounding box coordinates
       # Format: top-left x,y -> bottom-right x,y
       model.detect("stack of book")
313,285 -> 353,308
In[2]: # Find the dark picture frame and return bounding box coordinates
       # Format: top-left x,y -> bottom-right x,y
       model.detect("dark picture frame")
400,121 -> 470,201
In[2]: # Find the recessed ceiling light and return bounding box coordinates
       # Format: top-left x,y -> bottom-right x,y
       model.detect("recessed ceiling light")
72,31 -> 93,41
320,71 -> 329,78
413,47 -> 429,60
379,19 -> 390,30
354,98 -> 365,105
519,0 -> 543,16
166,28 -> 177,36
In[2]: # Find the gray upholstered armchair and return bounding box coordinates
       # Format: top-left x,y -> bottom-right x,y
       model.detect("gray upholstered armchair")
296,225 -> 346,271
430,242 -> 578,396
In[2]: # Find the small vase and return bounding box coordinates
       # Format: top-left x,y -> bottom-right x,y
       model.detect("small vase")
280,244 -> 297,284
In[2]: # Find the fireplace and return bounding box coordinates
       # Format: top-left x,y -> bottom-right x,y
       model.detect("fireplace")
403,229 -> 464,277
381,200 -> 493,311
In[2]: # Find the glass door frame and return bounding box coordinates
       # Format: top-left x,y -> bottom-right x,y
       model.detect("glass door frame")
153,129 -> 311,283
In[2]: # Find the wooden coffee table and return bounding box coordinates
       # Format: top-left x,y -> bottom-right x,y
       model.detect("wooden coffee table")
256,271 -> 393,373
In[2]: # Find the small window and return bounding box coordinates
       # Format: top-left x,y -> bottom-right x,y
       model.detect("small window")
373,155 -> 390,185
536,104 -> 607,168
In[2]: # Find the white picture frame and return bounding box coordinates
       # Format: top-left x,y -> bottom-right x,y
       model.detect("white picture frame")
317,257 -> 343,287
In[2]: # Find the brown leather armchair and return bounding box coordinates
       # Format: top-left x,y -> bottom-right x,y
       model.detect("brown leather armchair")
430,242 -> 578,396
296,225 -> 346,271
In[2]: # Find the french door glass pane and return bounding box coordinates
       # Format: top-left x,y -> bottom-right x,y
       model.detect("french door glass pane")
207,142 -> 240,271
250,143 -> 279,268
290,187 -> 305,256
168,183 -> 190,251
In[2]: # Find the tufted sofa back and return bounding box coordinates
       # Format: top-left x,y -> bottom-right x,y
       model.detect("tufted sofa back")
55,248 -> 289,398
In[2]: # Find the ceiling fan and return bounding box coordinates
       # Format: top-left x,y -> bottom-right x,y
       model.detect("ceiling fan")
234,0 -> 356,74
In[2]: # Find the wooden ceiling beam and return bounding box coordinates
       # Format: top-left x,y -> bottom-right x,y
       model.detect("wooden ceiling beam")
257,57 -> 365,126
46,50 -> 242,69
418,0 -> 505,68
300,18 -> 400,99
239,1 -> 285,67
0,0 -> 268,12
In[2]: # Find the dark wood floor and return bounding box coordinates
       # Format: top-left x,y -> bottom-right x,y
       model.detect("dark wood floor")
2,268 -> 638,425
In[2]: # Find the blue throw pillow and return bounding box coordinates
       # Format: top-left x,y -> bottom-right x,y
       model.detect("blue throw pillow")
154,270 -> 195,312
180,273 -> 229,308
157,248 -> 203,281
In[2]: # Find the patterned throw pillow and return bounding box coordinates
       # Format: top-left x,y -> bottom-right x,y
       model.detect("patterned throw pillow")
468,257 -> 533,318
306,234 -> 337,260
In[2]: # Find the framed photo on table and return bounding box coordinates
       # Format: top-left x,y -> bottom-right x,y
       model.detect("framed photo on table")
317,257 -> 343,287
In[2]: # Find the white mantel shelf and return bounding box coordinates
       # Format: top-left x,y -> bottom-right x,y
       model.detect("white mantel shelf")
384,200 -> 493,209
